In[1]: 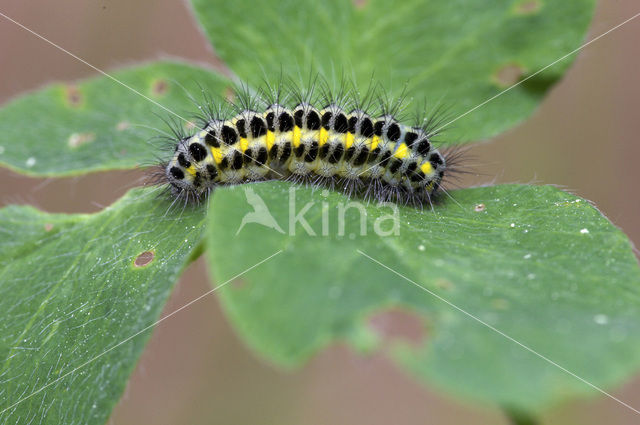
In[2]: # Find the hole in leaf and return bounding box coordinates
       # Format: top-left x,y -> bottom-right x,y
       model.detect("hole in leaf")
368,308 -> 426,347
474,203 -> 486,212
492,63 -> 524,88
134,251 -> 155,268
68,132 -> 95,148
151,79 -> 169,96
65,85 -> 83,107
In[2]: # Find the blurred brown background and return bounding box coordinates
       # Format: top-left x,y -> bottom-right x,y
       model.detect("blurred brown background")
1,1 -> 639,424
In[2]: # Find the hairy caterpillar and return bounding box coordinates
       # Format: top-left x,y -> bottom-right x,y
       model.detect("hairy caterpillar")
156,80 -> 455,206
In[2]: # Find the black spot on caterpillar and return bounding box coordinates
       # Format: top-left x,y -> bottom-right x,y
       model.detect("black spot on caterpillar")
152,79 -> 460,207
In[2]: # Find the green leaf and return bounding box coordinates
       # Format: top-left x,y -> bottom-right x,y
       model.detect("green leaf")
0,188 -> 205,424
206,182 -> 640,412
191,0 -> 594,142
0,62 -> 230,176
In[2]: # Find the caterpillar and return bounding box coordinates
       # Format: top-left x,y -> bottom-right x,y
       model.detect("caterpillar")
157,80 -> 454,207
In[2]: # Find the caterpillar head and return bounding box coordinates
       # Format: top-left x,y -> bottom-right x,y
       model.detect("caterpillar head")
165,135 -> 212,202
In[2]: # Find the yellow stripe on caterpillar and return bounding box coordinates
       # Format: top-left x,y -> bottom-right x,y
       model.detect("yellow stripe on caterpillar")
345,132 -> 355,149
266,131 -> 276,149
293,126 -> 302,147
211,147 -> 223,164
420,161 -> 433,175
319,128 -> 329,146
370,135 -> 380,150
394,143 -> 409,159
239,138 -> 249,152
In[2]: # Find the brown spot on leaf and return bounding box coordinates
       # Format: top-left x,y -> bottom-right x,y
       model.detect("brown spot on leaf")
492,63 -> 525,88
65,85 -> 83,107
151,79 -> 169,96
116,121 -> 130,131
492,298 -> 510,310
44,223 -> 54,232
435,278 -> 454,291
68,132 -> 95,148
224,86 -> 235,102
352,0 -> 368,9
368,308 -> 426,347
474,203 -> 486,212
514,0 -> 542,15
134,251 -> 155,267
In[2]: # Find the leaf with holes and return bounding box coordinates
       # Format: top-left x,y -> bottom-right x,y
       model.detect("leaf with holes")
206,182 -> 640,415
0,61 -> 230,176
190,0 -> 595,142
0,188 -> 205,424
